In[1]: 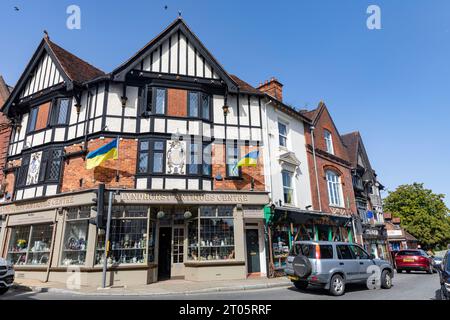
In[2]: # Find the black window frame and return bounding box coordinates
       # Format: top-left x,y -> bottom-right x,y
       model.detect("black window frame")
153,87 -> 167,116
186,139 -> 213,177
225,141 -> 242,179
187,91 -> 211,121
26,107 -> 39,134
50,97 -> 71,126
137,138 -> 166,175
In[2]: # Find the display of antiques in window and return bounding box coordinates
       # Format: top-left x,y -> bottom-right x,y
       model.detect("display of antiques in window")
188,206 -> 235,261
95,206 -> 155,265
7,224 -> 53,265
61,207 -> 90,266
271,224 -> 290,270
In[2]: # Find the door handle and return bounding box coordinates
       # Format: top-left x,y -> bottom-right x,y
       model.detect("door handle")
339,262 -> 344,266
359,262 -> 364,265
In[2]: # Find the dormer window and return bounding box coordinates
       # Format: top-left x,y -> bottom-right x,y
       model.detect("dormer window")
324,130 -> 334,154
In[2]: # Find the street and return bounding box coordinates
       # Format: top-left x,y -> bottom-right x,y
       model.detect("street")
1,272 -> 443,300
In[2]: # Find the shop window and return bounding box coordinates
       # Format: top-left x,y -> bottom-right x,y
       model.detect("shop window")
61,207 -> 90,266
281,170 -> 294,205
226,143 -> 240,178
50,98 -> 70,126
95,206 -> 155,265
326,170 -> 343,207
324,129 -> 334,155
7,224 -> 53,266
187,206 -> 235,261
272,225 -> 290,270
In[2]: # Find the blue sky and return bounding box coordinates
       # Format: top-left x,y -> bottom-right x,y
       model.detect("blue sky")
0,0 -> 449,205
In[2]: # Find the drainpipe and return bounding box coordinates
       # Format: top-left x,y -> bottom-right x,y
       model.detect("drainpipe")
310,126 -> 322,212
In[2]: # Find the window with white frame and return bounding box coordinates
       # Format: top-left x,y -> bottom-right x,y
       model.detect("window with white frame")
324,130 -> 334,154
282,170 -> 294,205
326,170 -> 343,207
278,121 -> 288,147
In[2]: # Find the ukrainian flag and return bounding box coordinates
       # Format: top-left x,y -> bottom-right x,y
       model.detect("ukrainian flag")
234,150 -> 259,170
86,138 -> 119,170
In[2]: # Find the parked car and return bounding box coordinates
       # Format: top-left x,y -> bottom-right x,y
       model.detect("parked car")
395,249 -> 434,274
431,250 -> 446,272
0,258 -> 15,295
439,250 -> 450,300
284,241 -> 394,296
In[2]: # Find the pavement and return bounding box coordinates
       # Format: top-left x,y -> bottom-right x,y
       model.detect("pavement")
1,271 -> 444,300
6,275 -> 292,297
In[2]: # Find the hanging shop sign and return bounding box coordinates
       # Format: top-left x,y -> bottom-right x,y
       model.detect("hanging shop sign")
329,207 -> 349,215
364,228 -> 379,237
387,230 -> 403,237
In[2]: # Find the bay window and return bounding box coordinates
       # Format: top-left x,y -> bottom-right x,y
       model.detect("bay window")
155,88 -> 166,114
50,98 -> 70,126
188,91 -> 211,120
138,139 -> 165,174
188,206 -> 235,261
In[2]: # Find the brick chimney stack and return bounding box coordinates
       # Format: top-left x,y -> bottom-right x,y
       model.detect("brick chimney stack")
257,77 -> 283,101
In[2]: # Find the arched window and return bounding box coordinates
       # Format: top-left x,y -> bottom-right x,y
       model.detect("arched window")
326,170 -> 343,207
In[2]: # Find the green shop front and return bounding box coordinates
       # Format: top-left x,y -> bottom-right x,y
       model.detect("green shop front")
266,206 -> 354,276
0,190 -> 269,287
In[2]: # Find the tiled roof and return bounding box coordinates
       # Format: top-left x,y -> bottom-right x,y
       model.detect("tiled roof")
45,38 -> 105,83
299,107 -> 320,122
341,131 -> 360,168
229,74 -> 262,95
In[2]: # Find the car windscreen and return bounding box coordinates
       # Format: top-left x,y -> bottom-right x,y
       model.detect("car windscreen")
290,244 -> 316,258
397,250 -> 420,256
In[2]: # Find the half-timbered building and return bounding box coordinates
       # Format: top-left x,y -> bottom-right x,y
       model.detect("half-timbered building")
0,18 -> 269,286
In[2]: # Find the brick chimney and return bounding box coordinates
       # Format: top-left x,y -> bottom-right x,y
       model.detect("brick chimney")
257,77 -> 283,101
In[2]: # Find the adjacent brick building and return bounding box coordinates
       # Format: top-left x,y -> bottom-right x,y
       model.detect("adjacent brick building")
0,75 -> 12,195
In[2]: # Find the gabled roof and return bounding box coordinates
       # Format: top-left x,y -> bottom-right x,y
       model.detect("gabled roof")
2,35 -> 105,115
45,38 -> 105,83
341,131 -> 360,168
0,75 -> 11,107
112,17 -> 239,92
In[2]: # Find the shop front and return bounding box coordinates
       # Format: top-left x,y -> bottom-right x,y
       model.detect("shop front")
0,190 -> 269,287
266,207 -> 354,277
361,225 -> 390,262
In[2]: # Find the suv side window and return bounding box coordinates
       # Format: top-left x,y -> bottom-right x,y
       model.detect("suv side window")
349,245 -> 370,259
337,245 -> 354,260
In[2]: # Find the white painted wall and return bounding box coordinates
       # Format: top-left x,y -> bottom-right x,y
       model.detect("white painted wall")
261,98 -> 313,209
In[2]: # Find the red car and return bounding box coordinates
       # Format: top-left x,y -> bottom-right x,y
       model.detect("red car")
395,249 -> 434,274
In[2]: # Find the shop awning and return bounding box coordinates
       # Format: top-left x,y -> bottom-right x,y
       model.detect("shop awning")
271,206 -> 353,226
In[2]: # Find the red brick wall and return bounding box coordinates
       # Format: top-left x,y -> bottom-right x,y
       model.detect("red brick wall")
35,102 -> 51,131
212,144 -> 265,191
304,107 -> 356,216
167,89 -> 187,117
61,138 -> 137,192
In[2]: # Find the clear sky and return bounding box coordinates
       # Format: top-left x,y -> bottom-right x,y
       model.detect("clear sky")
0,0 -> 449,205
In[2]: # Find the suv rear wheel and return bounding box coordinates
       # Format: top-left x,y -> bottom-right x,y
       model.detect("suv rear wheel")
381,270 -> 392,289
293,281 -> 308,290
329,274 -> 345,296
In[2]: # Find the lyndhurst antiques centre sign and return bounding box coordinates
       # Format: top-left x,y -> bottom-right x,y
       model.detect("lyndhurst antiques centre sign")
0,190 -> 269,216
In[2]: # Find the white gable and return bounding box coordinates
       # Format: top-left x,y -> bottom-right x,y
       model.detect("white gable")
136,31 -> 221,80
20,53 -> 64,98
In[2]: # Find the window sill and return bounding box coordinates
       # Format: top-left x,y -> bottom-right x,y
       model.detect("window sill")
184,260 -> 244,268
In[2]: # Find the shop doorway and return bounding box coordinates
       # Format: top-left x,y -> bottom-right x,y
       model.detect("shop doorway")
158,227 -> 172,281
246,229 -> 261,274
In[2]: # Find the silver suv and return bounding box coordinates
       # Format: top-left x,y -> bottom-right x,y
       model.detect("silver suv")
284,241 -> 394,296
0,257 -> 14,295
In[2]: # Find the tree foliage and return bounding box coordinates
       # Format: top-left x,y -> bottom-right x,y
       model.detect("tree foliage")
384,183 -> 450,250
